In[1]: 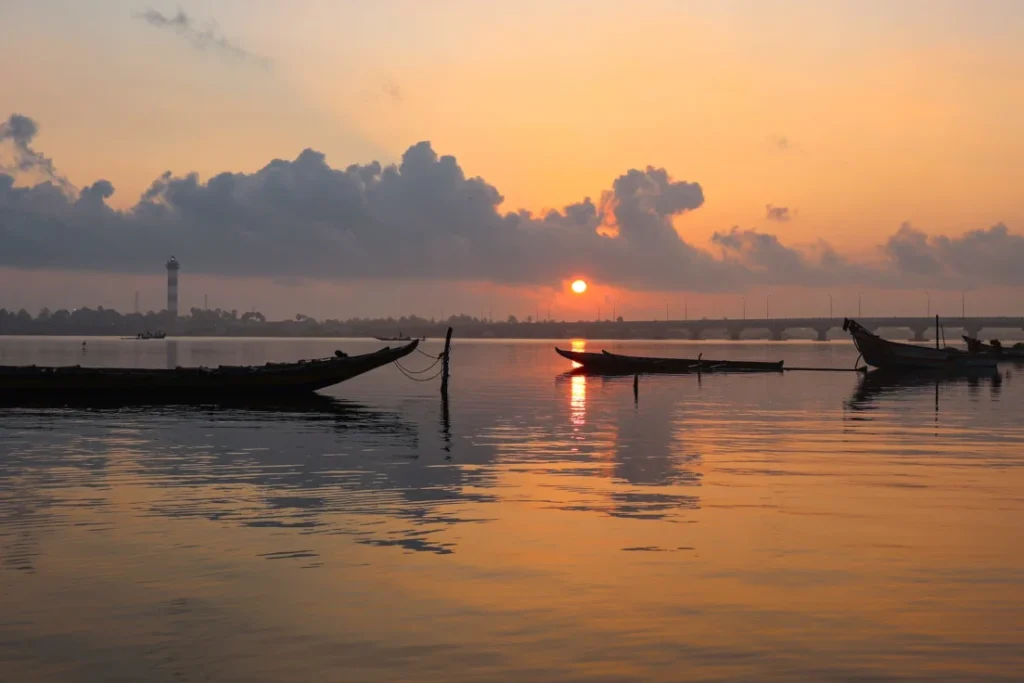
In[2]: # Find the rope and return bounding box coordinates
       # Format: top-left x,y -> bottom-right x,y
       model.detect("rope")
394,356 -> 441,375
395,343 -> 449,382
393,361 -> 444,382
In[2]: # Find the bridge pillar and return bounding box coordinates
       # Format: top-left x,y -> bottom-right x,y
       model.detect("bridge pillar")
964,326 -> 982,340
770,327 -> 785,341
910,326 -> 928,342
692,329 -> 705,340
815,327 -> 830,342
729,329 -> 742,341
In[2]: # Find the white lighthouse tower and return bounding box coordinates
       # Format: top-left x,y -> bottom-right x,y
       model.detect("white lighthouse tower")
166,256 -> 180,324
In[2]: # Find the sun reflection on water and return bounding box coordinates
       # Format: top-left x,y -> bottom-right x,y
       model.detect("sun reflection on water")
570,375 -> 587,426
569,339 -> 586,369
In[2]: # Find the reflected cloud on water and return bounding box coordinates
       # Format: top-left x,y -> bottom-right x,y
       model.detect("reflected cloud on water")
545,370 -> 703,520
0,366 -> 709,568
4,339 -> 1024,680
0,394 -> 499,569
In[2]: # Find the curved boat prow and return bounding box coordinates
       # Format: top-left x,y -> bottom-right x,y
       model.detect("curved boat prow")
0,339 -> 422,399
554,347 -> 782,374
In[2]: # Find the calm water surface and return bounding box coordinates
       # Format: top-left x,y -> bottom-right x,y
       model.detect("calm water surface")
1,337 -> 1022,681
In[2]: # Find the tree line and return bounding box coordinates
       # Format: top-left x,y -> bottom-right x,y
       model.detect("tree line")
0,307 -> 505,337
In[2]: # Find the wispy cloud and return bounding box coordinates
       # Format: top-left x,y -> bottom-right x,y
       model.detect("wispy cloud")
133,8 -> 270,68
765,204 -> 792,222
0,113 -> 74,193
766,135 -> 802,153
382,80 -> 402,102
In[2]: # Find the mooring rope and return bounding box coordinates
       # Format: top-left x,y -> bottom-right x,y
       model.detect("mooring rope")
394,331 -> 451,383
393,362 -> 445,382
394,356 -> 441,375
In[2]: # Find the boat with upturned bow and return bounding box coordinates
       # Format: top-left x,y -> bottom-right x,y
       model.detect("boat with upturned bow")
842,318 -> 996,370
555,348 -> 783,374
0,341 -> 419,398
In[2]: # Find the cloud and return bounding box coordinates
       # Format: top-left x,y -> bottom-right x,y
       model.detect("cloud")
767,135 -> 793,152
0,145 -> 728,290
884,222 -> 1024,286
133,8 -> 270,68
2,113 -> 1023,292
765,204 -> 791,222
0,114 -> 73,192
883,222 -> 942,276
711,227 -> 862,287
382,81 -> 402,101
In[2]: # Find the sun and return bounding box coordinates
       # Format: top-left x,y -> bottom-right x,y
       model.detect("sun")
571,279 -> 588,294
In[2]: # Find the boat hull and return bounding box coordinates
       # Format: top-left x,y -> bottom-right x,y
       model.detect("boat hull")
844,320 -> 997,370
962,336 -> 1024,361
0,341 -> 419,397
555,348 -> 783,374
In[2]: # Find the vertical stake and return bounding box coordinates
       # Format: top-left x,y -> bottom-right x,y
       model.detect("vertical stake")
441,326 -> 453,397
633,374 -> 639,404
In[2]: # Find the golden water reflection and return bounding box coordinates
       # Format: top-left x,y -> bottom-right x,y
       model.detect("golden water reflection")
569,338 -> 586,369
569,374 -> 586,426
1,339 -> 1023,681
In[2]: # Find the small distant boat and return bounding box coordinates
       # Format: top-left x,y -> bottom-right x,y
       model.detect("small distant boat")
375,334 -> 424,342
963,336 -> 1024,361
555,348 -> 783,374
0,341 -> 418,398
123,331 -> 166,340
842,318 -> 997,370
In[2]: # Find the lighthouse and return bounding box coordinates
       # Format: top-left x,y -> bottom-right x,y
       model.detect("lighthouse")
166,256 -> 180,321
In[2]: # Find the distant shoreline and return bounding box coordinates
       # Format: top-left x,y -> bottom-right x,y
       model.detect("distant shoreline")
3,315 -> 1023,342
3,329 -> 1022,342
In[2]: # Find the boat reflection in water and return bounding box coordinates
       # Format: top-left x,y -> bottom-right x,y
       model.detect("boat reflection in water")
556,368 -> 702,512
847,368 -> 1003,412
0,391 -> 413,429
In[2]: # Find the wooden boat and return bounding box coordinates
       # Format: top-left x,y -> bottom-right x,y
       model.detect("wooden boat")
0,340 -> 418,397
122,331 -> 166,340
963,336 -> 1024,360
555,348 -> 783,374
842,318 -> 997,370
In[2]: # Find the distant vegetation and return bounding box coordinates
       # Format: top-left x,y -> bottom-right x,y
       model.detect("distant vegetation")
7,307 -> 1015,341
0,307 -> 509,337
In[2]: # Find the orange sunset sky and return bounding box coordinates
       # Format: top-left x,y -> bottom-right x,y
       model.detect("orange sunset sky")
2,0 -> 1023,320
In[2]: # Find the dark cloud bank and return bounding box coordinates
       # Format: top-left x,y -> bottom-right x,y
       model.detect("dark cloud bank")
1,114 -> 1021,291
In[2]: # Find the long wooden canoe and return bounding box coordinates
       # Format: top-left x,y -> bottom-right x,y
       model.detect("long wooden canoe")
0,340 -> 419,397
555,348 -> 783,374
842,319 -> 996,370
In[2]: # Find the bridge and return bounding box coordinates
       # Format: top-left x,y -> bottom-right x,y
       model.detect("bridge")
442,317 -> 1024,341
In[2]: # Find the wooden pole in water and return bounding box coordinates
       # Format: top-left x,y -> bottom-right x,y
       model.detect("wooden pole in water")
441,326 -> 453,396
633,374 -> 639,403
935,314 -> 940,350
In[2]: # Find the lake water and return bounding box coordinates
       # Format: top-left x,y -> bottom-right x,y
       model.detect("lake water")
1,337 -> 1022,682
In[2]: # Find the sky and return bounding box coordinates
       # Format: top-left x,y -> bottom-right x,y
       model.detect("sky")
2,0 -> 1024,320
